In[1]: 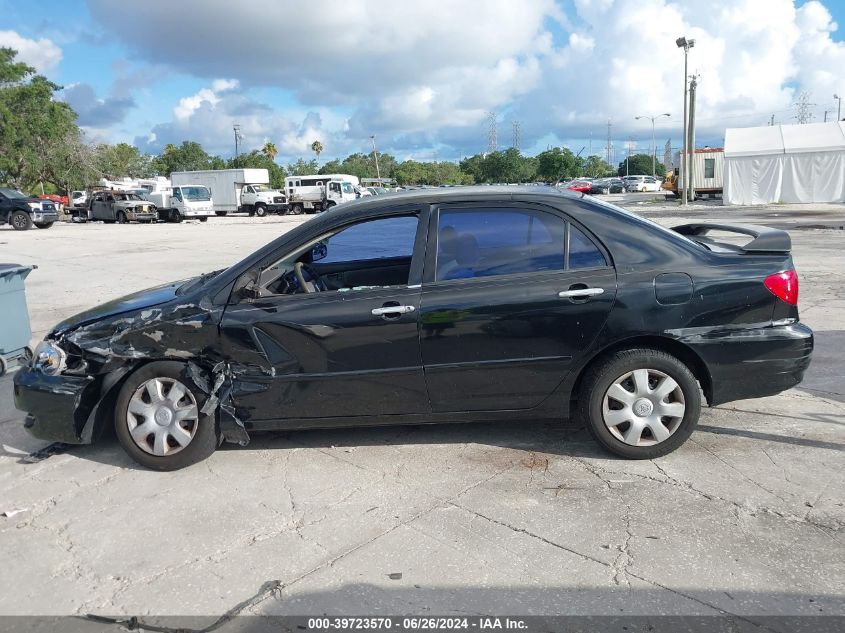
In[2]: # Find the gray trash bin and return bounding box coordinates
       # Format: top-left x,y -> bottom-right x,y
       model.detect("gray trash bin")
0,263 -> 35,376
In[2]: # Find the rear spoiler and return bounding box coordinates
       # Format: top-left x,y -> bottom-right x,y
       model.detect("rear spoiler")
672,223 -> 791,253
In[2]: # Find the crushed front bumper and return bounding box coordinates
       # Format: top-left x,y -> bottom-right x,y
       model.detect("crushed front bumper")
14,367 -> 98,444
686,322 -> 813,405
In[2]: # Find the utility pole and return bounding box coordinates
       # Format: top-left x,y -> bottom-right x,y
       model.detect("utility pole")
834,94 -> 842,121
486,112 -> 498,153
824,110 -> 830,123
688,75 -> 698,201
233,123 -> 242,166
370,135 -> 380,179
512,121 -> 521,151
676,36 -> 695,205
635,113 -> 671,176
769,114 -> 775,126
605,119 -> 612,169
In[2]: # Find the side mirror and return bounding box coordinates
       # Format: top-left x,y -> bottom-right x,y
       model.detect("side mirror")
311,242 -> 328,262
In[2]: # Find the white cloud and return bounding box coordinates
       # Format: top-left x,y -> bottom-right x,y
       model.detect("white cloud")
92,0 -> 845,159
173,78 -> 239,120
0,30 -> 62,73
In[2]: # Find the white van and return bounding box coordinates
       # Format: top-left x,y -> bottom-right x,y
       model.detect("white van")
284,174 -> 358,214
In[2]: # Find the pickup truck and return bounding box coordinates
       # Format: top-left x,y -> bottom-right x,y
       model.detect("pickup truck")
0,187 -> 59,230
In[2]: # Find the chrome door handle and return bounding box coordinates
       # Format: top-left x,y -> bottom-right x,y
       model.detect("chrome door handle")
371,305 -> 416,316
558,288 -> 604,298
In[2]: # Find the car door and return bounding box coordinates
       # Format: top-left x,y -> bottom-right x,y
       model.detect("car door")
89,193 -> 104,220
419,202 -> 617,413
219,209 -> 430,424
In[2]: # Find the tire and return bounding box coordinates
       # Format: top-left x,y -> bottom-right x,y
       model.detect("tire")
254,204 -> 267,217
114,361 -> 219,471
10,211 -> 32,231
601,188 -> 609,195
171,210 -> 182,223
199,216 -> 208,222
215,211 -> 227,217
290,204 -> 304,215
116,211 -> 127,224
34,222 -> 54,229
577,348 -> 701,459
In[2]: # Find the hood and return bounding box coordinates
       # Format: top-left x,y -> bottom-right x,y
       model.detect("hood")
51,279 -> 187,336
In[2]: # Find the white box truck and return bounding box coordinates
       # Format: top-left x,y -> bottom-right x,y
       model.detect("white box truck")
172,169 -> 287,217
284,173 -> 358,214
148,183 -> 215,222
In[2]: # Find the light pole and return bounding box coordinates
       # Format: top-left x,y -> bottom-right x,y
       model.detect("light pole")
676,36 -> 695,205
233,123 -> 242,166
635,113 -> 671,177
370,135 -> 381,179
835,94 -> 842,121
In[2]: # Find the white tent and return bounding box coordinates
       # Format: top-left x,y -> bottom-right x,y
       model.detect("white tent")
723,121 -> 845,205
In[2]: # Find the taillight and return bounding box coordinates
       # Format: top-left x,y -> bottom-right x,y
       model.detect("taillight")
764,270 -> 798,305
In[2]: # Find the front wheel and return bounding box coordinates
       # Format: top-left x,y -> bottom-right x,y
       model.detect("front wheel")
199,216 -> 208,222
254,204 -> 267,217
34,222 -> 54,229
10,211 -> 32,231
171,210 -> 182,223
215,211 -> 227,217
116,211 -> 127,224
114,361 -> 219,470
578,348 -> 700,459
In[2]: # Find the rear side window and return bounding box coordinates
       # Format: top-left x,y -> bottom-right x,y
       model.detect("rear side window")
322,215 -> 418,263
569,225 -> 607,269
436,208 -> 565,280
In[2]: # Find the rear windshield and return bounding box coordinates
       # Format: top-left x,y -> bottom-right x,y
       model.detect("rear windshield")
585,197 -> 701,249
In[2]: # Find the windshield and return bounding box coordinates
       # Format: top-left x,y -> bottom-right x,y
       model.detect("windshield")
116,193 -> 143,201
0,187 -> 27,199
181,186 -> 211,201
252,184 -> 273,192
341,182 -> 355,194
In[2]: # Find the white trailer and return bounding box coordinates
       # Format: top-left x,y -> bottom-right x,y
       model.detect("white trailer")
172,169 -> 287,216
284,173 -> 358,214
663,148 -> 724,198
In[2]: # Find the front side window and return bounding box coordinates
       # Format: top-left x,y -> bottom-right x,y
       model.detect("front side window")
435,208 -> 567,281
322,216 -> 418,263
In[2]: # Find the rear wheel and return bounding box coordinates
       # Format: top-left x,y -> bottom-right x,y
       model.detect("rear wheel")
578,348 -> 700,459
10,211 -> 32,231
114,361 -> 219,470
290,203 -> 304,215
199,216 -> 208,222
34,222 -> 54,229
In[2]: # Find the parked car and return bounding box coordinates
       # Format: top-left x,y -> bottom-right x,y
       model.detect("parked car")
564,180 -> 592,194
0,187 -> 59,230
89,190 -> 158,223
624,175 -> 661,192
589,178 -> 625,194
14,187 -> 812,470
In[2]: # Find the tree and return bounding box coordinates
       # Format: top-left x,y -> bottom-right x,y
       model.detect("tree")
311,140 -> 323,162
93,143 -> 152,179
262,141 -> 278,162
150,141 -> 214,176
536,147 -> 581,182
584,155 -> 612,178
618,153 -> 665,177
287,158 -> 319,176
0,47 -> 79,191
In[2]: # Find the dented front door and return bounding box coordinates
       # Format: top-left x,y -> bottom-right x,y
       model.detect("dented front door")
219,287 -> 428,425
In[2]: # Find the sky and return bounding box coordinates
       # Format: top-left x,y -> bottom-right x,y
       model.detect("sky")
1,0 -> 844,166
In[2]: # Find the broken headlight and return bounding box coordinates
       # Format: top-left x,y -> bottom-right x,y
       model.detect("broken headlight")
33,340 -> 67,375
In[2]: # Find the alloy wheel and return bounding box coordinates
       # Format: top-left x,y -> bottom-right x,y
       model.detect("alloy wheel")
126,377 -> 199,456
601,368 -> 685,446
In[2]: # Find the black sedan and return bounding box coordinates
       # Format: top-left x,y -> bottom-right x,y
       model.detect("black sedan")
589,178 -> 625,194
15,187 -> 813,470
